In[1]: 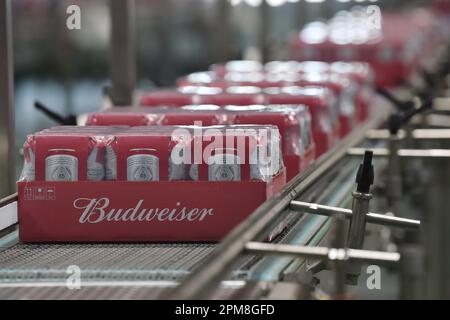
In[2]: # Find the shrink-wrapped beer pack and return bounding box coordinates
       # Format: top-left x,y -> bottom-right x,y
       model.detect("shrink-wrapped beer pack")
84,104 -> 311,179
140,86 -> 338,158
175,70 -> 357,137
20,127 -> 111,182
225,104 -> 315,173
289,9 -> 450,86
201,72 -> 356,137
104,125 -> 283,182
17,124 -> 287,243
264,86 -> 339,157
269,60 -> 372,122
187,125 -> 282,182
263,60 -> 374,122
22,124 -> 284,183
105,126 -> 185,181
210,60 -> 264,76
329,62 -> 374,121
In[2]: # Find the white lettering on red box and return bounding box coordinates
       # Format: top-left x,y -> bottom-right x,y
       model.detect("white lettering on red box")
73,198 -> 214,224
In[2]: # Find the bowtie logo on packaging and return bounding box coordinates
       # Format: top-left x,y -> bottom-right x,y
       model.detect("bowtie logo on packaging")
214,165 -> 236,181
126,151 -> 159,181
46,153 -> 78,181
208,151 -> 240,181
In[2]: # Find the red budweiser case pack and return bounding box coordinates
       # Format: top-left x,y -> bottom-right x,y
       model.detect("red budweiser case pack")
224,105 -> 315,181
263,86 -> 340,158
17,125 -> 286,243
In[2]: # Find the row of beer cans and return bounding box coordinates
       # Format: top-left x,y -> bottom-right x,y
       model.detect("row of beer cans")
20,125 -> 283,183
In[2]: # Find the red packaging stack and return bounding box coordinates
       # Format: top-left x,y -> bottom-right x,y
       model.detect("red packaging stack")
225,104 -> 315,180
140,86 -> 266,107
329,62 -> 374,122
85,103 -> 314,180
176,72 -> 356,138
139,89 -> 203,107
17,125 -> 286,242
86,106 -> 227,127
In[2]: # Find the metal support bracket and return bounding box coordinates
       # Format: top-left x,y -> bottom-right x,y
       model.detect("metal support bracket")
0,0 -> 15,197
348,148 -> 450,158
244,242 -> 400,266
289,201 -> 420,229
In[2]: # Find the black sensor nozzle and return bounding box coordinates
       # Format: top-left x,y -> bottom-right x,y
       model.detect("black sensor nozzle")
355,150 -> 374,194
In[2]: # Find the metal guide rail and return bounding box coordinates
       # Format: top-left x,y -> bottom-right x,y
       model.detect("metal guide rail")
164,110 -> 395,300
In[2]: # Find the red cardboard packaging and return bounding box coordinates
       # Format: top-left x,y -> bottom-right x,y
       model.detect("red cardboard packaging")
193,73 -> 357,138
86,106 -> 227,127
225,104 -> 315,180
17,171 -> 285,242
175,71 -> 357,138
139,86 -> 266,107
17,125 -> 286,242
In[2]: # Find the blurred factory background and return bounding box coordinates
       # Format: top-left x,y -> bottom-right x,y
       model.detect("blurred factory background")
11,0 -> 431,178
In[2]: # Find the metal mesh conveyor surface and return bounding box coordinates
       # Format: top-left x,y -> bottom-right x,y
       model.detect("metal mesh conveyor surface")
0,242 -> 215,282
0,285 -> 171,300
0,283 -> 248,300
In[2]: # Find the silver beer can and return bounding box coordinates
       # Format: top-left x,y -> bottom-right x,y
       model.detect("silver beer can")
20,148 -> 35,182
188,164 -> 199,181
250,128 -> 282,181
126,150 -> 159,181
168,145 -> 190,181
45,152 -> 78,181
208,149 -> 241,181
250,145 -> 270,181
105,144 -> 117,180
87,145 -> 105,181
